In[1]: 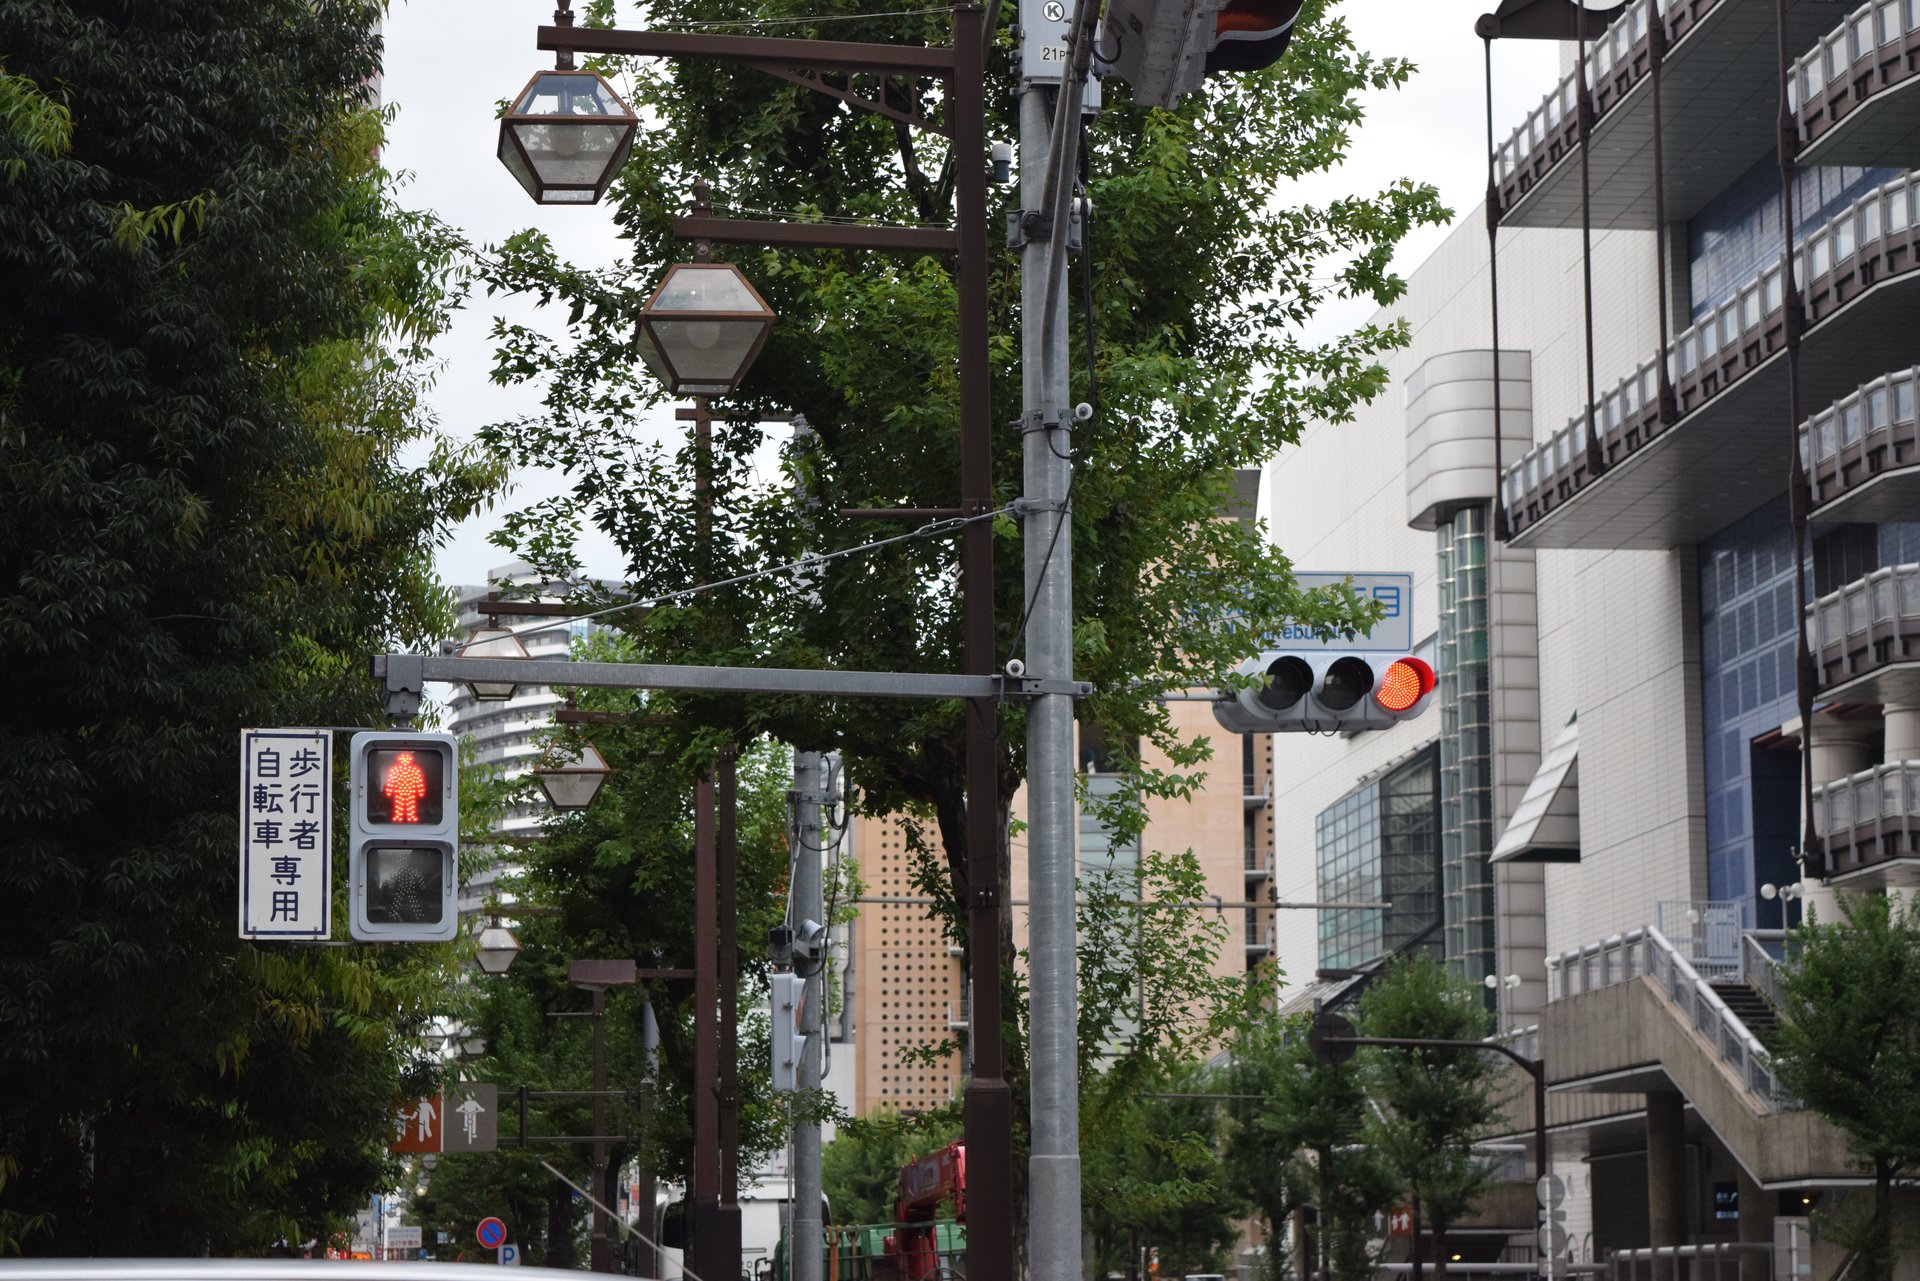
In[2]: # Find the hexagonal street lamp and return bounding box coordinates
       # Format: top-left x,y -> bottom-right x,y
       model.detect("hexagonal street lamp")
457,624 -> 531,701
635,261 -> 776,396
475,919 -> 521,975
535,740 -> 613,812
496,69 -> 638,206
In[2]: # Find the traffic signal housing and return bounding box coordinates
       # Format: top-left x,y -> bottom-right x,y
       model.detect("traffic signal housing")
349,731 -> 459,942
770,973 -> 807,1092
1212,651 -> 1436,734
1099,0 -> 1302,107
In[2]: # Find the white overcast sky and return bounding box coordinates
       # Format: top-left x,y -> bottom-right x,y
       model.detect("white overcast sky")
378,0 -> 1560,591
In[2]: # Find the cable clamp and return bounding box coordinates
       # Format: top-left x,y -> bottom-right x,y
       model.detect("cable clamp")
1010,498 -> 1071,517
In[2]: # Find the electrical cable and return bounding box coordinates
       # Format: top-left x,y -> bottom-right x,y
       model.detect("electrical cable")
479,503 -> 1017,644
674,5 -> 957,28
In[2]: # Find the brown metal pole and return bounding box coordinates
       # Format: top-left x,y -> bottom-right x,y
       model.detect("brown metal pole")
951,8 -> 1013,1281
1777,0 -> 1824,881
1650,16 -> 1678,423
717,751 -> 743,1281
1576,9 -> 1606,479
692,767 -> 719,1281
1481,28 -> 1510,541
590,987 -> 612,1272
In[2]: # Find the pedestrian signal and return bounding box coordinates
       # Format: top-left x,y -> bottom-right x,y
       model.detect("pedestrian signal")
350,732 -> 459,941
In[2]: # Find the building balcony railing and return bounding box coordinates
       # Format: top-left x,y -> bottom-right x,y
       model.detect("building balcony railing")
1800,365 -> 1920,521
1812,761 -> 1920,877
1244,854 -> 1271,882
1503,169 -> 1920,548
1790,0 -> 1920,166
1494,0 -> 1664,209
1805,562 -> 1920,700
1490,0 -> 1834,230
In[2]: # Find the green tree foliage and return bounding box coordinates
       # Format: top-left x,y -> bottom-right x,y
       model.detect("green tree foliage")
509,631 -> 797,1187
1358,957 -> 1507,1281
0,64 -> 70,182
820,1111 -> 962,1228
1223,1009 -> 1392,1281
473,0 -> 1444,898
1769,891 -> 1920,1281
0,0 -> 503,1254
1081,1058 -> 1243,1279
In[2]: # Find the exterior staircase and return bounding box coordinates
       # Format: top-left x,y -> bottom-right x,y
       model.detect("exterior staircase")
1710,981 -> 1778,1038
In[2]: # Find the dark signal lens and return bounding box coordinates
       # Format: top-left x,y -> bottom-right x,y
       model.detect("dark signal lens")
1375,657 -> 1435,712
1258,655 -> 1314,711
365,845 -> 446,924
1320,657 -> 1373,711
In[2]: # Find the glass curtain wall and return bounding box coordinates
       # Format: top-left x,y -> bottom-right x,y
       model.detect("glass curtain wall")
1437,504 -> 1495,985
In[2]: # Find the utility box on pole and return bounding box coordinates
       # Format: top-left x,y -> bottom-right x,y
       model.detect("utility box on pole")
349,731 -> 459,942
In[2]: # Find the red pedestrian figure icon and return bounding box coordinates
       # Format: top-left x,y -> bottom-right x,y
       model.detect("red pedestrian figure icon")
383,752 -> 427,823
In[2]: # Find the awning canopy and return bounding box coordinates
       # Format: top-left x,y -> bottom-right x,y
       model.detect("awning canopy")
1480,0 -> 1625,41
1492,712 -> 1581,863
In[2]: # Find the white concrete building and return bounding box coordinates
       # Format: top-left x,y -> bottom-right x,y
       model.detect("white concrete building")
1259,0 -> 1920,1269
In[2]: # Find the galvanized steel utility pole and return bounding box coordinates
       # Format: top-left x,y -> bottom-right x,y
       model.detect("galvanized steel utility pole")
790,749 -> 827,1281
1016,0 -> 1103,1272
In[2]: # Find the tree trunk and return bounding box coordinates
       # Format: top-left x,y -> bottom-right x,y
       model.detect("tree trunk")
546,1177 -> 573,1268
1868,1161 -> 1894,1281
1432,1222 -> 1450,1281
1409,1196 -> 1423,1281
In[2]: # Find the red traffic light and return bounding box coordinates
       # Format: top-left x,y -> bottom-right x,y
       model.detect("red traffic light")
1374,657 -> 1435,713
1205,0 -> 1303,74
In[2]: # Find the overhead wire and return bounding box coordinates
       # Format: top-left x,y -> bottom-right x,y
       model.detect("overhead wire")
478,503 -> 1017,644
673,4 -> 957,28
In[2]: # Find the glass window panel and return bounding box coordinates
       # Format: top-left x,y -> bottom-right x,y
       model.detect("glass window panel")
1741,288 -> 1761,331
1870,387 -> 1889,430
1897,378 -> 1916,422
1864,199 -> 1882,244
1855,15 -> 1875,58
1843,403 -> 1863,445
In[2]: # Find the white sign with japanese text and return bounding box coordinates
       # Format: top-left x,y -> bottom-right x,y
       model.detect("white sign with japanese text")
239,728 -> 332,940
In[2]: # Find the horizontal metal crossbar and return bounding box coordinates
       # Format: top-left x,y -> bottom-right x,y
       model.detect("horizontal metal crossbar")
537,25 -> 957,76
374,654 -> 1089,702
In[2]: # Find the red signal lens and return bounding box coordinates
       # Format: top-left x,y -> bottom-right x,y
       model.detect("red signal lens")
1374,658 -> 1434,713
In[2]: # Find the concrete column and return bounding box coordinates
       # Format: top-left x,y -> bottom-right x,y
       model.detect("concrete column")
1806,712 -> 1875,782
1884,703 -> 1920,762
1736,1165 -> 1773,1281
1646,1093 -> 1689,1251
1796,710 -> 1878,920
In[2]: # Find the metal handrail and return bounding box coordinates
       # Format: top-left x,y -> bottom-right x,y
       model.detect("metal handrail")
1546,927 -> 1782,1108
1645,927 -> 1782,1108
1611,1242 -> 1775,1281
1742,932 -> 1787,1012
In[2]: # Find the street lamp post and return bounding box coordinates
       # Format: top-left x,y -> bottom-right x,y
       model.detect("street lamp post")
494,11 -> 1011,1281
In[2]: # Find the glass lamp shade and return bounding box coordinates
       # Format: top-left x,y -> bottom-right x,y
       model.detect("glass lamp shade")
535,741 -> 612,812
497,70 -> 638,205
475,923 -> 521,975
458,625 -> 532,701
635,262 -> 775,395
